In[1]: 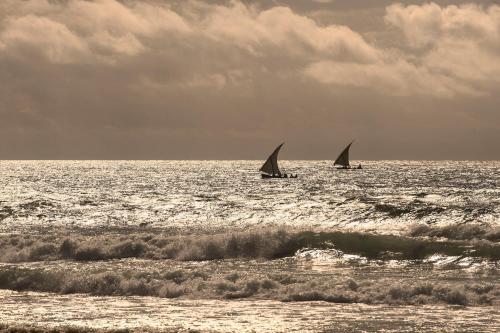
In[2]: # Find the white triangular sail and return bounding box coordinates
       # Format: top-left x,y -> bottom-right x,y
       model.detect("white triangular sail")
334,141 -> 353,167
260,143 -> 284,175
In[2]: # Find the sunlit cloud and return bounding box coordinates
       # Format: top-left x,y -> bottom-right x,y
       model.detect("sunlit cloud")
1,0 -> 498,97
0,0 -> 499,159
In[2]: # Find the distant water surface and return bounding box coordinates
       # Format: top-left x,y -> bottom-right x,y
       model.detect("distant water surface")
0,160 -> 498,233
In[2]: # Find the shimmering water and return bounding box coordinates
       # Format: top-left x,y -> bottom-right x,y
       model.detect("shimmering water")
0,160 -> 498,233
1,290 -> 499,333
0,161 -> 498,332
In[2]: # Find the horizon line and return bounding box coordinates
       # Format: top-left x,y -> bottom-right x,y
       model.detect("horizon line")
0,159 -> 499,162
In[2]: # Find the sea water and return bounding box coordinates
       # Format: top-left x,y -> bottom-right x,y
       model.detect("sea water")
0,161 -> 498,332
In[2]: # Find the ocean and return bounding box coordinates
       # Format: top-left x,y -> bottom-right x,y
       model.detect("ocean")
0,160 -> 498,332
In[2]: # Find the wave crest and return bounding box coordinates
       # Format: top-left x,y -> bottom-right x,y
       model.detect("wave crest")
1,228 -> 499,263
0,266 -> 496,306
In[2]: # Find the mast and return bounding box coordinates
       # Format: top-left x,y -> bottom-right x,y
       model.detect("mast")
260,143 -> 284,176
334,141 -> 353,168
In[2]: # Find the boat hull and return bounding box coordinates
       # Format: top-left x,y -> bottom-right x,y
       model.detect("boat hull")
335,164 -> 363,170
335,167 -> 362,170
261,174 -> 298,179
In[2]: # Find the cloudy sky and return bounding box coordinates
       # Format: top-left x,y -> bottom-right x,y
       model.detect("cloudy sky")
0,0 -> 499,160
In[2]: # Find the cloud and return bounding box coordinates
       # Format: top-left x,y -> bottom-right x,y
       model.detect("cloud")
87,31 -> 145,57
0,1 -> 499,159
0,15 -> 89,64
305,2 -> 500,97
0,0 -> 190,63
385,3 -> 500,49
1,1 -> 498,97
1,0 -> 380,64
201,2 -> 379,62
304,59 -> 481,98
61,0 -> 191,37
384,2 -> 500,94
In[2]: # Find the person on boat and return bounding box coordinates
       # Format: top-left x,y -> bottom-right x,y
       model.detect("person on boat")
357,163 -> 362,169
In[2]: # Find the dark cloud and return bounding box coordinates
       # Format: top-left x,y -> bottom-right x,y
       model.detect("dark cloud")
0,0 -> 499,159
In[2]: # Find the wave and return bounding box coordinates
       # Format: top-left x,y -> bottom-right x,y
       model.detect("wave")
370,199 -> 496,220
0,265 -> 496,307
0,228 -> 499,263
373,202 -> 446,218
409,224 -> 500,242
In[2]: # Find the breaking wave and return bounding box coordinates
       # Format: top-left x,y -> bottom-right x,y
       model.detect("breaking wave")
0,264 -> 497,306
0,227 -> 499,263
0,225 -> 497,307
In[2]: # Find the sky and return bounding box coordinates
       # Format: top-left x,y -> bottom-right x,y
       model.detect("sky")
0,0 -> 499,160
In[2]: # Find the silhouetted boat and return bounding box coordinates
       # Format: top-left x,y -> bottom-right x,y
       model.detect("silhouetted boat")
334,141 -> 362,170
260,143 -> 297,178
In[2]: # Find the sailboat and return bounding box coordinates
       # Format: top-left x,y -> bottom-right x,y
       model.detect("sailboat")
334,141 -> 362,170
260,143 -> 297,178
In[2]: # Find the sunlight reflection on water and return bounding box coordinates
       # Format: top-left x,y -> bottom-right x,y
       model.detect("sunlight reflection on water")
0,160 -> 498,234
0,290 -> 499,333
